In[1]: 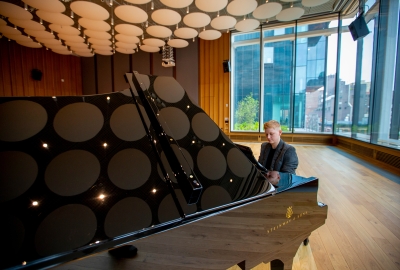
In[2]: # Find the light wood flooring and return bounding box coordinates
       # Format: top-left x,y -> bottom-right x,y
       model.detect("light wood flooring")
238,143 -> 400,270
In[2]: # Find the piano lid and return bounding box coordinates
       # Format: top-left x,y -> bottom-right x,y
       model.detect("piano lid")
0,72 -> 274,269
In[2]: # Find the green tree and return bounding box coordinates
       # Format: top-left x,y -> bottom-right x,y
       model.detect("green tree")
234,94 -> 259,131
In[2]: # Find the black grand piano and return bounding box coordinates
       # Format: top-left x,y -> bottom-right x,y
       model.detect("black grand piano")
0,72 -> 327,270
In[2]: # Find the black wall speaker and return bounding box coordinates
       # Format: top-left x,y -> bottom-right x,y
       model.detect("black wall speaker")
348,15 -> 370,41
31,69 -> 43,81
223,60 -> 230,73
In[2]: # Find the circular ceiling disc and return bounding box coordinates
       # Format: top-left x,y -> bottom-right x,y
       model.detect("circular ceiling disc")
115,34 -> 140,44
146,25 -> 172,38
168,39 -> 189,48
302,0 -> 330,7
152,9 -> 181,26
160,0 -> 194,8
24,29 -> 55,39
195,0 -> 228,12
70,1 -> 109,21
115,5 -> 148,24
211,16 -> 236,30
46,44 -> 69,50
143,38 -> 165,47
0,18 -> 6,26
36,10 -> 74,26
115,24 -> 143,36
17,41 -> 42,48
52,49 -> 72,55
0,2 -> 33,20
91,44 -> 112,51
235,19 -> 260,32
116,42 -> 137,50
183,12 -> 211,28
78,18 -> 111,32
198,29 -> 221,40
174,27 -> 198,39
70,47 -> 91,53
95,50 -> 113,55
74,51 -> 94,57
125,0 -> 151,3
276,7 -> 305,21
36,38 -> 61,45
22,0 -> 65,13
8,18 -> 45,31
140,45 -> 160,53
88,38 -> 112,46
227,0 -> 258,16
84,30 -> 111,40
116,48 -> 136,54
253,2 -> 283,19
4,33 -> 32,42
0,26 -> 21,35
49,25 -> 80,36
65,41 -> 88,48
58,34 -> 85,43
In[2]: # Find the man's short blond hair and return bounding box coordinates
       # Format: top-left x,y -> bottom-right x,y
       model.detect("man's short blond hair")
263,120 -> 281,130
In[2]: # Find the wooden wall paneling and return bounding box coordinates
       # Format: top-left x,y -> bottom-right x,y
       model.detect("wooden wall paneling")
24,47 -> 36,96
113,53 -> 130,92
9,42 -> 23,96
96,55 -> 113,94
224,33 -> 230,132
218,36 -> 224,128
199,39 -> 205,109
131,50 -> 151,75
204,40 -> 210,114
81,57 -> 96,95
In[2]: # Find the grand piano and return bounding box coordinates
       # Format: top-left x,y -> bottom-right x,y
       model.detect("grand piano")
0,72 -> 327,270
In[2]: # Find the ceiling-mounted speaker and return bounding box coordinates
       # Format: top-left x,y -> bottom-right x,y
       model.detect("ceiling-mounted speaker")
223,60 -> 230,73
348,14 -> 370,41
31,69 -> 43,81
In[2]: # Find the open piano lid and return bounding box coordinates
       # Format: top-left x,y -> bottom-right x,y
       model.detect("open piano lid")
0,72 -> 284,269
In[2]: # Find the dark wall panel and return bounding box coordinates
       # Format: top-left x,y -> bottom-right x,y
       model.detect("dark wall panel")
113,53 -> 130,91
96,55 -> 112,94
132,50 -> 151,75
81,57 -> 96,95
152,52 -> 174,77
176,41 -> 199,105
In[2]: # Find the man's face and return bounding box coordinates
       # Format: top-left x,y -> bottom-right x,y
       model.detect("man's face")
264,127 -> 282,145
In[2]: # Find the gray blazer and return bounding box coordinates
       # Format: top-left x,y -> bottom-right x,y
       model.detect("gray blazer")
258,139 -> 298,174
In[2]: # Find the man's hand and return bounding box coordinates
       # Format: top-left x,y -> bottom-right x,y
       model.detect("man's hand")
266,171 -> 280,186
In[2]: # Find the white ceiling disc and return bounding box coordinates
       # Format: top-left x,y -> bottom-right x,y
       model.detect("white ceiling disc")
0,2 -> 33,20
74,51 -> 94,57
168,39 -> 188,48
143,38 -> 165,47
174,27 -> 198,39
198,29 -> 221,40
78,18 -> 111,32
58,34 -> 85,43
235,19 -> 260,32
49,24 -> 80,35
0,18 -> 7,26
46,44 -> 69,50
52,49 -> 72,55
211,15 -> 236,30
115,5 -> 148,24
152,9 -> 181,26
36,38 -> 61,45
70,46 -> 91,52
3,33 -> 32,42
140,44 -> 160,53
65,41 -> 88,48
227,0 -> 258,16
115,34 -> 140,44
183,12 -> 211,28
302,0 -> 330,7
115,24 -> 143,36
22,0 -> 65,13
116,48 -> 136,54
8,18 -> 45,31
281,0 -> 298,2
125,0 -> 151,4
91,44 -> 112,51
116,42 -> 137,49
146,25 -> 172,38
95,50 -> 113,55
70,1 -> 109,21
24,29 -> 55,39
36,10 -> 74,26
88,38 -> 111,46
195,0 -> 228,12
253,2 -> 282,19
276,7 -> 305,21
0,26 -> 21,35
160,0 -> 193,8
84,30 -> 111,40
17,41 -> 42,48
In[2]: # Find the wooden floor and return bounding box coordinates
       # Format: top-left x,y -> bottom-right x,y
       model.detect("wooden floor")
239,143 -> 400,270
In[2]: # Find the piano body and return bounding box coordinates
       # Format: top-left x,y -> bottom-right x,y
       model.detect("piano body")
0,72 -> 327,270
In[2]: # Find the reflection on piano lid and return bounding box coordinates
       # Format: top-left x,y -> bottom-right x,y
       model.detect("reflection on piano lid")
0,72 -> 279,269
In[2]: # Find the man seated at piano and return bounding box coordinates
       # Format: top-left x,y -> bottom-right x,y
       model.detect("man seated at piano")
258,120 -> 299,185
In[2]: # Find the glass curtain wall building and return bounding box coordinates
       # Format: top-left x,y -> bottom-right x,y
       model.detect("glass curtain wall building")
230,0 -> 400,150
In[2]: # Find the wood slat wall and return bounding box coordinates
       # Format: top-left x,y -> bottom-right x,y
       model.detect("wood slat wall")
199,33 -> 230,130
0,39 -> 82,97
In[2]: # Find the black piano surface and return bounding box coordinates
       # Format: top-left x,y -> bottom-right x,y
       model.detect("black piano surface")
0,72 -> 327,270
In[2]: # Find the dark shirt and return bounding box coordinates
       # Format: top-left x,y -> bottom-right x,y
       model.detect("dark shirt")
265,148 -> 276,171
258,139 -> 299,174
